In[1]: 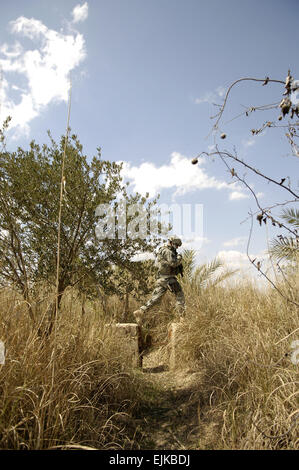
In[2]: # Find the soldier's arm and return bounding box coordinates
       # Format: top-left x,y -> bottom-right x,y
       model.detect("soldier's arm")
163,248 -> 182,268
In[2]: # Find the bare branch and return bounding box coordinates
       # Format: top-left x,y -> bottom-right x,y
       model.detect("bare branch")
204,149 -> 299,200
211,76 -> 285,132
246,212 -> 299,308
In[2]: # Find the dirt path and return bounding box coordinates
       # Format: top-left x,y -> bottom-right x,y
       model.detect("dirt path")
132,347 -> 206,450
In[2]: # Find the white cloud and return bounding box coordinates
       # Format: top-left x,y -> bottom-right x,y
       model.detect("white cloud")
195,91 -> 216,105
0,41 -> 23,58
181,235 -> 210,246
222,236 -> 247,248
229,186 -> 264,201
119,152 -> 245,199
71,3 -> 89,24
218,250 -> 250,268
216,85 -> 226,97
216,249 -> 273,288
195,85 -> 226,105
0,13 -> 86,136
242,138 -> 256,148
177,235 -> 210,255
229,191 -> 249,201
215,250 -> 254,286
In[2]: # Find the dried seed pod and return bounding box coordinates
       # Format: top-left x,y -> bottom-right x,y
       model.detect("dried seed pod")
257,261 -> 261,271
220,133 -> 226,139
279,98 -> 292,116
191,157 -> 198,165
284,70 -> 293,94
256,213 -> 263,226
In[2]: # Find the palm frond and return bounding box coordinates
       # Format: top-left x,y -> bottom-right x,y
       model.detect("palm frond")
269,236 -> 299,261
209,268 -> 239,287
192,257 -> 223,286
182,249 -> 197,280
182,253 -> 238,289
280,208 -> 299,228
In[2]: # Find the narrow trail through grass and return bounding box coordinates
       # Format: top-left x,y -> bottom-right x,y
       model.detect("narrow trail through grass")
132,348 -> 206,450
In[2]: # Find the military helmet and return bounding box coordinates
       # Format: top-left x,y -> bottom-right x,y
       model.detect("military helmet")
168,236 -> 182,247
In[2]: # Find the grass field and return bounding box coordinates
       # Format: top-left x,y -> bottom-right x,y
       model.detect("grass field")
0,271 -> 298,450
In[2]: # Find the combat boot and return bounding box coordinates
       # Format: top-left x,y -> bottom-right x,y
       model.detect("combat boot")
133,309 -> 144,326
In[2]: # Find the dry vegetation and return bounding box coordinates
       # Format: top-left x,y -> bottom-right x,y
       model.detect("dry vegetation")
174,279 -> 299,449
0,286 -> 148,450
0,270 -> 298,450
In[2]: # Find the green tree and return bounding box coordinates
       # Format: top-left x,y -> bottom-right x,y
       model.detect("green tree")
108,259 -> 156,322
0,130 -> 162,329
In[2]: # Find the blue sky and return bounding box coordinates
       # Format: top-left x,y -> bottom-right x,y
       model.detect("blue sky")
0,0 -> 298,281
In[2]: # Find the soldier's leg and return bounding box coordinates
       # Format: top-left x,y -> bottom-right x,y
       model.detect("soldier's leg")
134,279 -> 167,325
168,279 -> 186,317
141,279 -> 168,311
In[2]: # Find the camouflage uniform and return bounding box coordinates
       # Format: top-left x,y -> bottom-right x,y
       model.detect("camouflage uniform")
136,242 -> 185,319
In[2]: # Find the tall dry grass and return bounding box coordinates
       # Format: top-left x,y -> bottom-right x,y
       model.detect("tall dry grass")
0,286 -> 147,450
127,261 -> 298,449
0,270 -> 298,450
171,277 -> 299,450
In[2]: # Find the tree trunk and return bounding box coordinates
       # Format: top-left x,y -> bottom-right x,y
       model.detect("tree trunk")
22,286 -> 36,325
81,292 -> 86,316
38,283 -> 65,337
122,291 -> 129,322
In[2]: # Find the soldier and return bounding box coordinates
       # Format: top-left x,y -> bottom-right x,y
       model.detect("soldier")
133,236 -> 185,325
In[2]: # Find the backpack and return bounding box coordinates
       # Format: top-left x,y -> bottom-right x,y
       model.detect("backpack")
154,245 -> 182,276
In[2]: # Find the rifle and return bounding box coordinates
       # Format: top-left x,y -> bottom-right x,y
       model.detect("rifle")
176,263 -> 184,277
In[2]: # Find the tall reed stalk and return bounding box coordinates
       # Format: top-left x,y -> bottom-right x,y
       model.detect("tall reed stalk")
52,77 -> 72,386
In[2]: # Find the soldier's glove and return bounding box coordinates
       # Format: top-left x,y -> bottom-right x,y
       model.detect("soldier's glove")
177,254 -> 182,262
